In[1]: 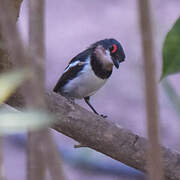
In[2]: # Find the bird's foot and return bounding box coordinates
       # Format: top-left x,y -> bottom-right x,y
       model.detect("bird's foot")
100,114 -> 107,118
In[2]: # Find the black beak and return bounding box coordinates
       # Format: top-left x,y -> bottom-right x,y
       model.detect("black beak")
112,58 -> 120,69
113,58 -> 125,69
112,54 -> 125,69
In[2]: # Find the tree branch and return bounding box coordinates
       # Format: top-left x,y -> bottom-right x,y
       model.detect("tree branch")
4,90 -> 180,180
28,0 -> 65,179
138,1 -> 163,180
0,1 -> 22,180
27,0 -> 47,179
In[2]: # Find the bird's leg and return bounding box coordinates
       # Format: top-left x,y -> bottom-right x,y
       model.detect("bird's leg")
84,97 -> 107,118
84,97 -> 98,114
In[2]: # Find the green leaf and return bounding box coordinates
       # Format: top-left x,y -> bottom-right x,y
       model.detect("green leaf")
161,17 -> 180,80
0,70 -> 28,104
0,110 -> 54,135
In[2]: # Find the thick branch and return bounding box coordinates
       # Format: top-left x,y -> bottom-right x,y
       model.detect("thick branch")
47,91 -> 180,180
5,90 -> 180,180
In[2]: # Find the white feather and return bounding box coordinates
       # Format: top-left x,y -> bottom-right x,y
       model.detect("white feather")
64,60 -> 80,73
62,58 -> 107,99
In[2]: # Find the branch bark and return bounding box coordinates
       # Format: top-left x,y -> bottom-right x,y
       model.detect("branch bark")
3,91 -> 180,180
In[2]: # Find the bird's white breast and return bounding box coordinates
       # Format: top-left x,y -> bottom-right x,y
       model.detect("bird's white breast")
62,61 -> 107,99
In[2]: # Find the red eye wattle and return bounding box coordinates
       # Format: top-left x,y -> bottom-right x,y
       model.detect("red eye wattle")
111,44 -> 117,53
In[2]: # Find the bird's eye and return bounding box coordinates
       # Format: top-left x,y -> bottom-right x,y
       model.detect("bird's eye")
110,44 -> 117,53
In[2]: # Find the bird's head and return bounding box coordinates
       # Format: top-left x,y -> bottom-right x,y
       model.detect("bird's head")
91,38 -> 125,69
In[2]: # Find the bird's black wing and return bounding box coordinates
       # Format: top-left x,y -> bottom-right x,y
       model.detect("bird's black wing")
53,62 -> 86,93
69,48 -> 91,64
53,49 -> 91,93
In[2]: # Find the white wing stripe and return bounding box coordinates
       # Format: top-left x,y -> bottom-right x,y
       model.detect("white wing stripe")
64,60 -> 80,73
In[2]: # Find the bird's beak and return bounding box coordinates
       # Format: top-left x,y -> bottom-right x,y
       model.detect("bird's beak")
113,58 -> 120,69
112,56 -> 125,69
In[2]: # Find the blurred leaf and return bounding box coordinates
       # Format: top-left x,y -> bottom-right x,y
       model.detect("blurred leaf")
161,17 -> 180,80
0,70 -> 28,104
0,110 -> 54,135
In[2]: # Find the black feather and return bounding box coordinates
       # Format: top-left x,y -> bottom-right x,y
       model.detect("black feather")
66,49 -> 91,65
53,48 -> 92,93
53,62 -> 86,93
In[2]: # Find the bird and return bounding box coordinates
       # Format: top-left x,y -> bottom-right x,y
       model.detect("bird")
53,38 -> 125,118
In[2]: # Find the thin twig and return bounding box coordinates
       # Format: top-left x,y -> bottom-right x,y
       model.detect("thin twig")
27,0 -> 65,180
41,130 -> 66,180
0,1 -> 23,180
27,0 -> 46,179
138,1 -> 164,180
